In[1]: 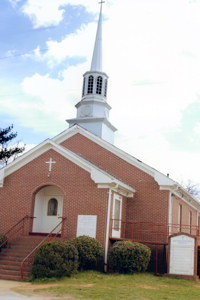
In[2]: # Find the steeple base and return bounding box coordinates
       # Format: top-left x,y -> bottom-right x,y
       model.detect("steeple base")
67,118 -> 117,144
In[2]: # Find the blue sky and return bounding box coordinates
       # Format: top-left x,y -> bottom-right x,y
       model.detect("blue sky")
1,0 -> 200,185
0,0 -> 95,144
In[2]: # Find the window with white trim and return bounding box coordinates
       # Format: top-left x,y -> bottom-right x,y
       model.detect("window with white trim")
87,76 -> 93,94
178,204 -> 182,232
189,211 -> 192,234
96,76 -> 102,94
82,77 -> 86,96
104,79 -> 107,98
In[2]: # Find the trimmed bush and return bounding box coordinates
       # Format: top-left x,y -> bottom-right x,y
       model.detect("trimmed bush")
70,235 -> 103,270
31,241 -> 79,278
108,241 -> 151,274
0,233 -> 7,251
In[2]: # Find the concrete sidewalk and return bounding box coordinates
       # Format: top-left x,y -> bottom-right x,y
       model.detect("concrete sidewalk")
0,297 -> 39,300
0,280 -> 43,300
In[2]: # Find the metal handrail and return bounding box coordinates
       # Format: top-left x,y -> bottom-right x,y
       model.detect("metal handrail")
20,217 -> 67,280
0,215 -> 35,249
111,219 -> 200,245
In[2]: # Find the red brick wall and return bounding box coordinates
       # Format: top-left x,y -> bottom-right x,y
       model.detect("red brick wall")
1,133 -> 198,251
171,195 -> 198,236
0,149 -> 108,247
61,133 -> 169,224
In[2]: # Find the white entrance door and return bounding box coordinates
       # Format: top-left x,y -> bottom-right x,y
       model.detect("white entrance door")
42,195 -> 63,233
112,194 -> 122,238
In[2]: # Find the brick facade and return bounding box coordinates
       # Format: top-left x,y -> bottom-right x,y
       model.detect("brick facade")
171,195 -> 198,236
0,130 -> 199,274
0,149 -> 108,247
61,133 -> 170,224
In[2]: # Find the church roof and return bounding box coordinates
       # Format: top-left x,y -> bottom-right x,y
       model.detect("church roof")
0,124 -> 199,209
53,124 -> 200,211
76,153 -> 135,190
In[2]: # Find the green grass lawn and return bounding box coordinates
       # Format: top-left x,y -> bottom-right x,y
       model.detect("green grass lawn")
15,271 -> 200,300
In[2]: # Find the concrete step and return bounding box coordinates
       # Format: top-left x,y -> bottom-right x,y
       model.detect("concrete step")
0,252 -> 30,258
0,259 -> 21,266
0,268 -> 30,276
1,247 -> 36,253
10,239 -> 44,247
0,255 -> 25,262
0,273 -> 22,281
0,264 -> 31,271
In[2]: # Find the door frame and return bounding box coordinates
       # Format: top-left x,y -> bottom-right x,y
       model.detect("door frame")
112,194 -> 122,238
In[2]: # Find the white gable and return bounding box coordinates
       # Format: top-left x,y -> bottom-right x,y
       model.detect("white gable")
0,138 -> 135,198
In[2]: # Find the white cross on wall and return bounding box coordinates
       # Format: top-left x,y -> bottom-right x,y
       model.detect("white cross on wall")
46,158 -> 56,172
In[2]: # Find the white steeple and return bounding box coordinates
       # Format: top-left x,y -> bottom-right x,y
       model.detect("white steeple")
66,1 -> 117,144
90,2 -> 103,72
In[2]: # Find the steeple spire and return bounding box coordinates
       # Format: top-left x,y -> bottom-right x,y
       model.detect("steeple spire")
66,1 -> 117,144
90,1 -> 105,72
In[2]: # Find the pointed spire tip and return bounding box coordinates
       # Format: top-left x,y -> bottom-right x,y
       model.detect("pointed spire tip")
90,1 -> 105,72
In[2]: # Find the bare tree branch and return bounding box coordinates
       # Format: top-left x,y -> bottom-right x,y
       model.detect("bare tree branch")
181,179 -> 200,200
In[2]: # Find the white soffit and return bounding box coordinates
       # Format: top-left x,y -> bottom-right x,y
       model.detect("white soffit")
91,168 -> 135,198
0,169 -> 5,187
154,172 -> 175,186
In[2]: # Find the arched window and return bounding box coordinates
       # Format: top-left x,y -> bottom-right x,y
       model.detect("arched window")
82,77 -> 86,97
96,76 -> 102,94
104,79 -> 108,98
47,198 -> 58,216
87,76 -> 94,94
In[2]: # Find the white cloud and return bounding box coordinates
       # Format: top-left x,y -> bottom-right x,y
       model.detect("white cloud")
21,0 -> 112,28
20,0 -> 200,132
22,0 -> 66,28
5,0 -> 200,184
20,62 -> 88,135
194,123 -> 200,134
8,0 -> 22,7
40,22 -> 96,66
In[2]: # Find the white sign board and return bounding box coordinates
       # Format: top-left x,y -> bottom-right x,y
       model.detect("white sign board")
169,235 -> 195,276
77,215 -> 97,238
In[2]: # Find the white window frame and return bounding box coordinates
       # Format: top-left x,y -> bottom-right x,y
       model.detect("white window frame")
112,194 -> 122,238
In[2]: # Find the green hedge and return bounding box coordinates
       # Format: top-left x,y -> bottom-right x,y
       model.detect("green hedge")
32,241 -> 79,278
70,235 -> 103,270
0,233 -> 7,251
108,241 -> 151,274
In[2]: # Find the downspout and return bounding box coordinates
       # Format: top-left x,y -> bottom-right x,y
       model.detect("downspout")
168,191 -> 173,235
104,188 -> 112,273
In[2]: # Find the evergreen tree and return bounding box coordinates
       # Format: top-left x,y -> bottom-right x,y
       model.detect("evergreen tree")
0,125 -> 25,166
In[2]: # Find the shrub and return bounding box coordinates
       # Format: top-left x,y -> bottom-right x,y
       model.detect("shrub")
0,233 -> 7,251
198,248 -> 200,276
31,241 -> 79,278
108,241 -> 151,274
70,235 -> 103,270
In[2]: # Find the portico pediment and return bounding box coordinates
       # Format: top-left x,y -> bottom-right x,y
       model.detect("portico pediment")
0,139 -> 135,198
